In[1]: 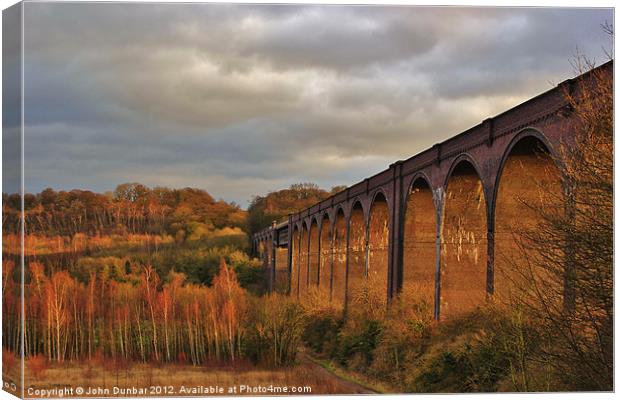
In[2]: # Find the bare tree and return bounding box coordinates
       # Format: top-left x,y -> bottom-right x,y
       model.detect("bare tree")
505,56 -> 612,390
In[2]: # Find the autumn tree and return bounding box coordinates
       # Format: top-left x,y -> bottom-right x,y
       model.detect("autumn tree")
3,183 -> 247,238
247,183 -> 335,236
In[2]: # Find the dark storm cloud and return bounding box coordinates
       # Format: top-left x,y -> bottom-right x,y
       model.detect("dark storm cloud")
20,3 -> 612,206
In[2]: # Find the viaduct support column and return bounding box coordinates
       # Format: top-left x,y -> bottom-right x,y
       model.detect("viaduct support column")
485,119 -> 496,297
261,238 -> 269,287
287,214 -> 293,295
388,161 -> 404,300
343,199 -> 351,316
433,189 -> 445,321
270,229 -> 276,293
487,216 -> 495,296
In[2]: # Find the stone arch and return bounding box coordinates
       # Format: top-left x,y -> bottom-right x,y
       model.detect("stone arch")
319,213 -> 332,301
493,132 -> 563,303
491,128 -> 561,220
370,187 -> 391,212
347,200 -> 367,305
348,196 -> 368,222
332,207 -> 347,309
368,191 -> 390,305
440,156 -> 488,319
402,174 -> 437,316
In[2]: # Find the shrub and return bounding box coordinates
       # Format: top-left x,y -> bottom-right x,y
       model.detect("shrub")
335,318 -> 383,371
302,310 -> 343,355
27,355 -> 48,380
244,294 -> 306,367
408,320 -> 510,392
368,292 -> 434,383
2,351 -> 17,375
299,286 -> 344,355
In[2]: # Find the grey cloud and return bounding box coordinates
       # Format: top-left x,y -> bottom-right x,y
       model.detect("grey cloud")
236,7 -> 440,72
19,3 -> 613,206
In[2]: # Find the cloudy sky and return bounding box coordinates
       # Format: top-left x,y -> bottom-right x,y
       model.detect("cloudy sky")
20,3 -> 612,207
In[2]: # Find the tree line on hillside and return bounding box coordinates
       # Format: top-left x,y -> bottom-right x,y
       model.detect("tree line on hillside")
3,182 -> 345,241
2,183 -> 247,241
247,183 -> 346,236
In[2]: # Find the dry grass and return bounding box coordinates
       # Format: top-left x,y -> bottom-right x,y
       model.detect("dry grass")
13,358 -> 370,397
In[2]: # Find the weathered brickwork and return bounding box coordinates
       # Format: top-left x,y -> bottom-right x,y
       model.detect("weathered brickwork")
368,193 -> 390,306
308,219 -> 320,287
252,61 -> 612,320
347,203 -> 366,305
318,214 -> 332,301
403,178 -> 436,315
274,247 -> 289,293
332,209 -> 347,309
441,161 -> 487,318
299,224 -> 309,300
494,137 -> 563,303
290,227 -> 300,298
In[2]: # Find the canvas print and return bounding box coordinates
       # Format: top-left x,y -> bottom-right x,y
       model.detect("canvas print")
1,1 -> 614,398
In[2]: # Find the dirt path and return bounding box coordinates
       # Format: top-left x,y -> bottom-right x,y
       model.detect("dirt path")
297,352 -> 380,394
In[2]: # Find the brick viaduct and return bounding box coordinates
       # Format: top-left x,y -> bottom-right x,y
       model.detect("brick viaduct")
253,61 -> 612,320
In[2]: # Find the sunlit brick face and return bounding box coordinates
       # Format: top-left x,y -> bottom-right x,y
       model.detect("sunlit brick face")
441,161 -> 487,319
347,203 -> 366,305
403,178 -> 436,315
319,214 -> 332,301
258,241 -> 265,258
309,219 -> 320,287
299,223 -> 309,300
290,226 -> 300,298
275,247 -> 289,294
494,136 -> 562,303
368,193 -> 390,306
332,209 -> 347,310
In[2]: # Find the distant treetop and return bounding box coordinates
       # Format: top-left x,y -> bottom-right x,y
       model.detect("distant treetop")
247,182 -> 344,236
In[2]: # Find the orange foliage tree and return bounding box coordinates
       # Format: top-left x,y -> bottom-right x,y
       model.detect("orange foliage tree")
6,258 -> 251,366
